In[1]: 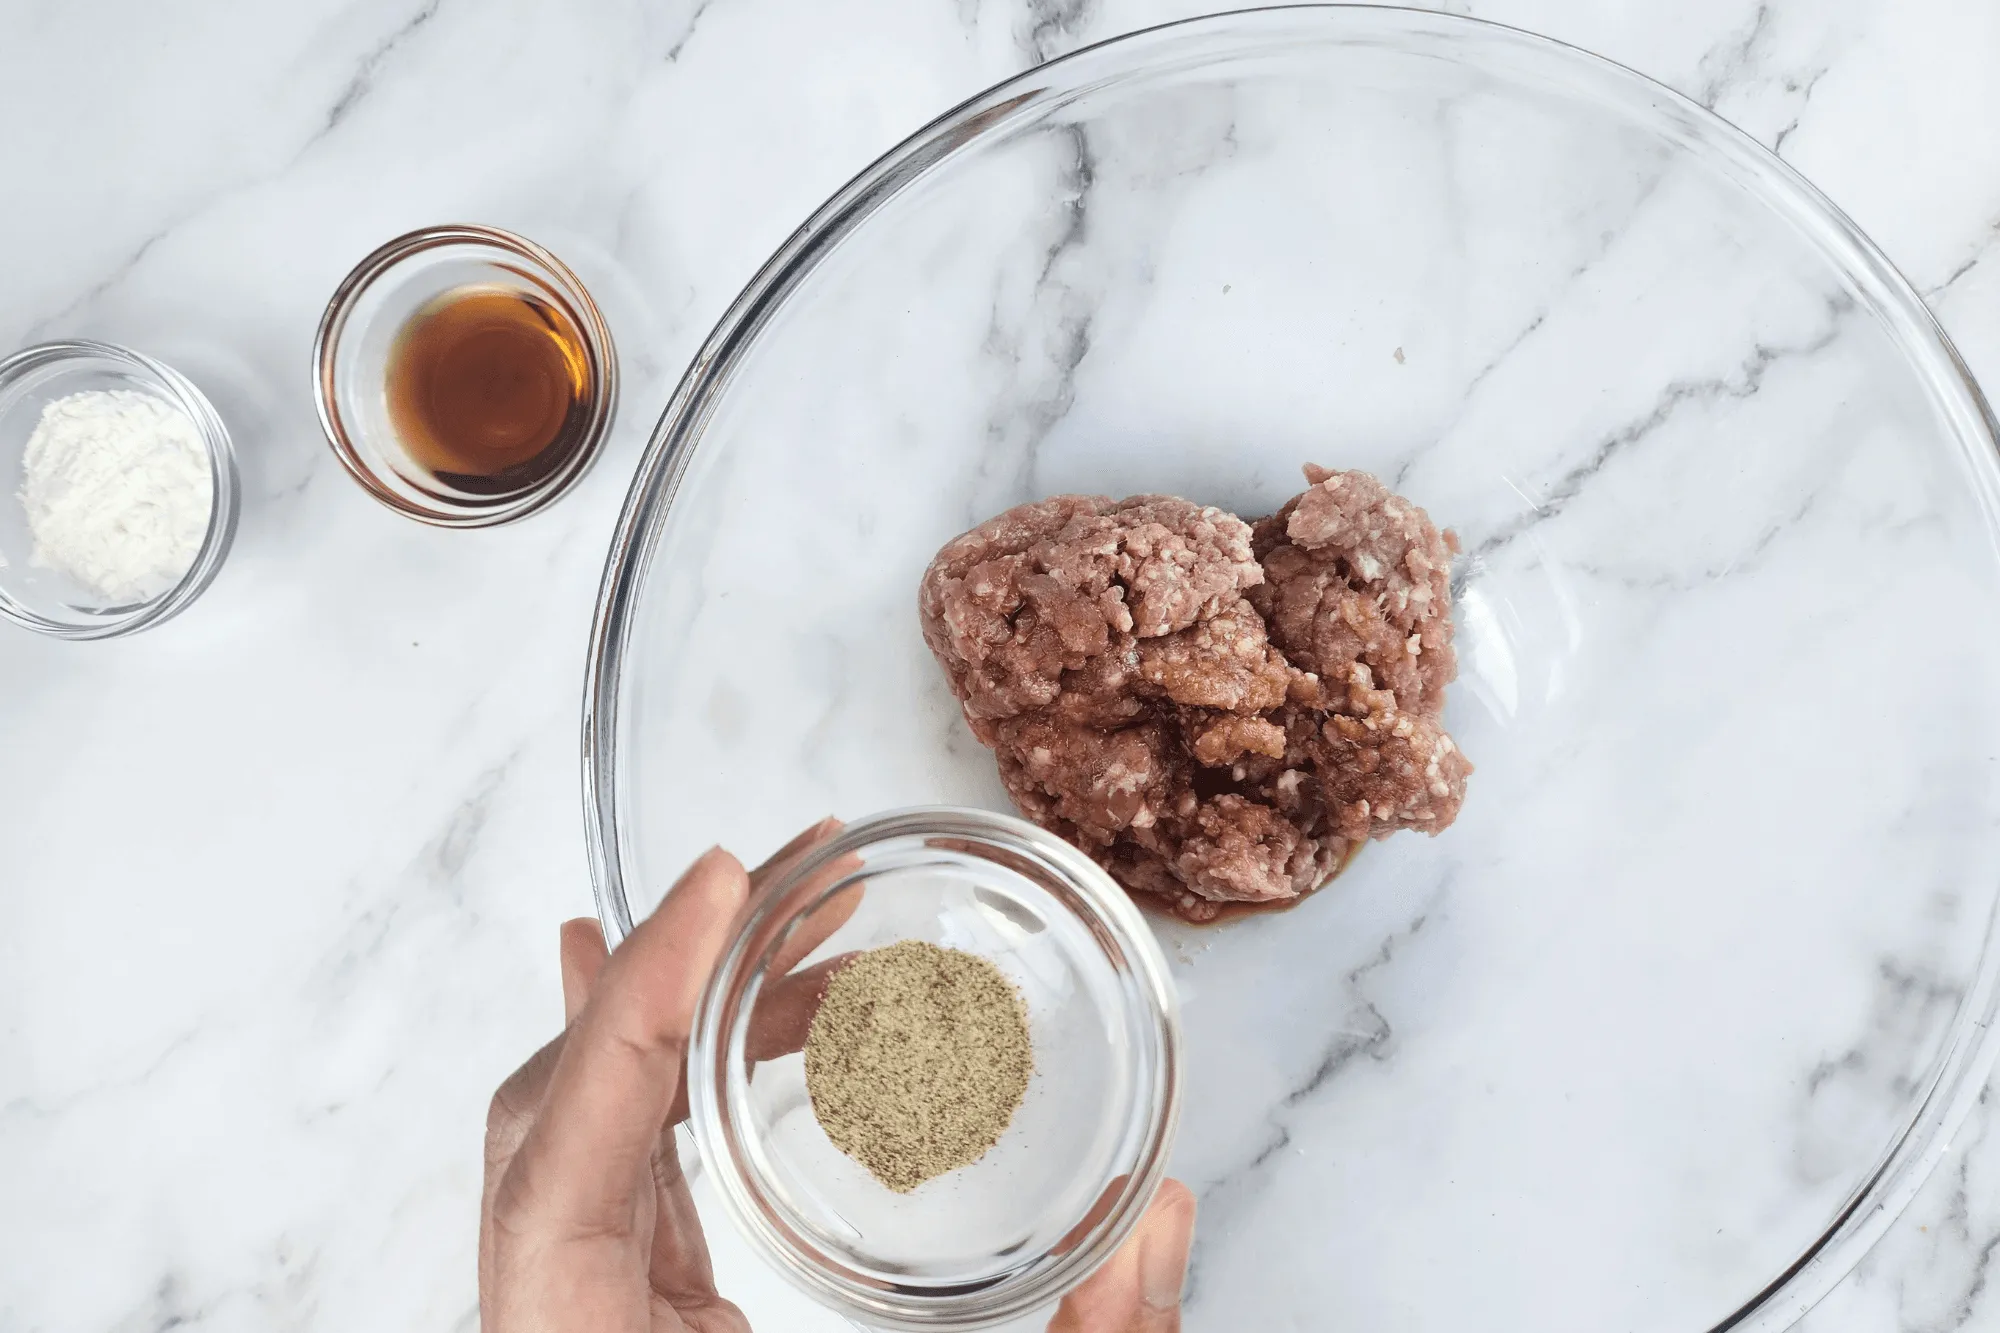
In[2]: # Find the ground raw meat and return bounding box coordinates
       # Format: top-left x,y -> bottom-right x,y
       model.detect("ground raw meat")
919,468 -> 1471,922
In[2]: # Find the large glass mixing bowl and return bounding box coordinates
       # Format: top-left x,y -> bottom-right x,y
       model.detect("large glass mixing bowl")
584,9 -> 2000,1330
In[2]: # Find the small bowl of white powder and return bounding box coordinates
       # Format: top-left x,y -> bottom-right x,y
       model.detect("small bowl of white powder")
0,340 -> 238,639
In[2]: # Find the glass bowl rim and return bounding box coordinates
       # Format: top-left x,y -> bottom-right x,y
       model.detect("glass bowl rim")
686,805 -> 1184,1329
311,221 -> 619,529
0,338 -> 240,641
581,7 -> 2000,1329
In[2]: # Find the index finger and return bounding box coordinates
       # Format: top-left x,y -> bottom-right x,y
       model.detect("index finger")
754,818 -> 865,977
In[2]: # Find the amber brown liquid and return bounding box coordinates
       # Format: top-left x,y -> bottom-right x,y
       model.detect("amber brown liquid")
386,287 -> 593,494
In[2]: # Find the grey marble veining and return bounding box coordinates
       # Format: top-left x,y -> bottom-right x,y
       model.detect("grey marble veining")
3,2 -> 1999,1331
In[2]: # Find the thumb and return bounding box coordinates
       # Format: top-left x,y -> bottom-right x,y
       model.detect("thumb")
497,849 -> 748,1237
559,917 -> 609,1023
1048,1179 -> 1196,1332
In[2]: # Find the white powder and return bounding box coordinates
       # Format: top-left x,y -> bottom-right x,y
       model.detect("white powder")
18,389 -> 214,603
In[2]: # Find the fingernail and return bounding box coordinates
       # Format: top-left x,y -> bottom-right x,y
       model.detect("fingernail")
669,846 -> 729,890
1139,1217 -> 1190,1310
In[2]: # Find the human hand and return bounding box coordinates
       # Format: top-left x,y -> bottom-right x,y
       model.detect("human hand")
480,819 -> 852,1332
1046,1179 -> 1197,1332
478,818 -> 1197,1333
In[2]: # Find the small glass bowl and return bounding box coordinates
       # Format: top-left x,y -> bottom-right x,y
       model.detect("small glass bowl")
312,224 -> 617,527
0,340 -> 238,640
688,807 -> 1182,1331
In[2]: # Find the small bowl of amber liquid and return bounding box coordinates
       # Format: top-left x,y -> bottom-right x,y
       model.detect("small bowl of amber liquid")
314,224 -> 616,526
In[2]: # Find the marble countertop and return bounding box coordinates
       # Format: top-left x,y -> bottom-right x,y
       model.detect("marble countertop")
3,2 -> 1998,1330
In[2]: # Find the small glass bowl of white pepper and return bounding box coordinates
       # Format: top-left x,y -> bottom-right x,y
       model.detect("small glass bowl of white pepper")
0,340 -> 238,640
688,807 -> 1182,1332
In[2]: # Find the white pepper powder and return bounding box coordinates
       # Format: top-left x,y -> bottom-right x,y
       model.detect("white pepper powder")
803,940 -> 1033,1193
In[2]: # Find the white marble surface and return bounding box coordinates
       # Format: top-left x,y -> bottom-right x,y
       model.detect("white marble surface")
4,2 -> 2000,1331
